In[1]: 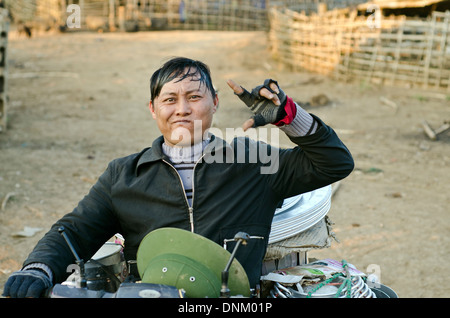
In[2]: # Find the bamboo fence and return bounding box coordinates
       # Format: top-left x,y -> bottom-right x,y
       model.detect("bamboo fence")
9,0 -> 272,32
5,1 -> 368,32
3,1 -> 449,91
268,7 -> 450,91
139,0 -> 269,31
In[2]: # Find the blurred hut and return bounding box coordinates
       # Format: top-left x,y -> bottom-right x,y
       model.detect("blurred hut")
358,0 -> 449,17
5,0 -> 64,33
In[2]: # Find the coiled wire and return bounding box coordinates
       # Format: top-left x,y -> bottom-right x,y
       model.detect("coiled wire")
269,275 -> 376,298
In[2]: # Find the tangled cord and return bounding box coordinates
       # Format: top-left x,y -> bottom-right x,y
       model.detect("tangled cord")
269,259 -> 376,298
306,260 -> 352,298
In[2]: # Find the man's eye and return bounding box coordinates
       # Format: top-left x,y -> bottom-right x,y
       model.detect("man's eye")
190,95 -> 201,100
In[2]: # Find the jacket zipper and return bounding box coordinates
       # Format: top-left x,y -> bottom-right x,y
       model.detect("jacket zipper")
163,155 -> 205,233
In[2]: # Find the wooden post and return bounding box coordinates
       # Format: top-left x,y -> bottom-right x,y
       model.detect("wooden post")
60,0 -> 67,27
391,16 -> 405,85
435,11 -> 449,89
423,13 -> 436,89
109,0 -> 116,31
0,9 -> 8,133
79,0 -> 84,28
318,3 -> 327,15
118,5 -> 125,31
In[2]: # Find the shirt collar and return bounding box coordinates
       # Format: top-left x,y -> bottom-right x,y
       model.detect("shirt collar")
135,134 -> 232,175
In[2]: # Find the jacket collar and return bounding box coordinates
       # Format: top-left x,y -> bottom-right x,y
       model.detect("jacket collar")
135,134 -> 232,175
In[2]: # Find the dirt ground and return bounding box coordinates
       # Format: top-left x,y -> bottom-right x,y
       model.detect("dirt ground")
0,29 -> 449,298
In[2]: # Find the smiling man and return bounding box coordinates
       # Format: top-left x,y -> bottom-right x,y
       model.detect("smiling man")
3,57 -> 354,298
149,60 -> 218,146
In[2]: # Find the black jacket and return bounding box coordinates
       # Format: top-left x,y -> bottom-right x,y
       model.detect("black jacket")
24,115 -> 354,288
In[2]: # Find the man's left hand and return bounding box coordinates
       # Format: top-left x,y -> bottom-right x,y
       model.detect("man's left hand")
227,79 -> 287,131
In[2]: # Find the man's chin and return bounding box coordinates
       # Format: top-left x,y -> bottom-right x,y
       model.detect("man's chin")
168,127 -> 205,147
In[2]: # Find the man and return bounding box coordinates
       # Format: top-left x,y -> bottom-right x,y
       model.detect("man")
3,57 -> 354,298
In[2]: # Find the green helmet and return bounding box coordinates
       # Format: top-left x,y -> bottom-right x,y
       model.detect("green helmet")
137,228 -> 250,298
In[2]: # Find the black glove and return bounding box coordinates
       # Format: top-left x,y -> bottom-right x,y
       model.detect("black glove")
235,79 -> 287,128
2,269 -> 52,298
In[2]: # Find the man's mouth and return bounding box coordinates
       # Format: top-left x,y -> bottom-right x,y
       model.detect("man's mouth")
172,119 -> 192,124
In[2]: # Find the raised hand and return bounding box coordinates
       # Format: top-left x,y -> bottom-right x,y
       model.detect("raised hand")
227,79 -> 287,131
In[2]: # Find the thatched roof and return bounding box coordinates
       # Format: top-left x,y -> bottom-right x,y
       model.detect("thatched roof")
358,0 -> 446,9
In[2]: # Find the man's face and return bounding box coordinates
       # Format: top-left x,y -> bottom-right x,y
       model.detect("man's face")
149,70 -> 218,147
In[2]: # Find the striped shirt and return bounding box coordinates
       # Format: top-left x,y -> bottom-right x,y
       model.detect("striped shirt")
162,139 -> 210,206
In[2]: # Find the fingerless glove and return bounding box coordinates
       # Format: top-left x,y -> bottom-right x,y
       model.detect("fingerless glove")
235,79 -> 290,128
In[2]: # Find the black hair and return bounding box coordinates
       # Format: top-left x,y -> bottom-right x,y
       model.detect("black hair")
150,57 -> 216,103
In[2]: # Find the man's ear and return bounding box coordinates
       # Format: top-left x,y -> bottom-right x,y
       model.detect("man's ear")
149,101 -> 157,119
212,94 -> 219,114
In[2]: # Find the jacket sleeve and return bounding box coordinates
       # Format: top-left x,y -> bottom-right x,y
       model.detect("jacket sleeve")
266,114 -> 354,199
22,161 -> 121,283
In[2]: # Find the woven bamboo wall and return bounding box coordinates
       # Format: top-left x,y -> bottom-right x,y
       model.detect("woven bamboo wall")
5,1 -> 368,32
339,11 -> 450,90
111,0 -> 270,31
81,0 -> 367,31
269,7 -> 450,91
5,0 -> 270,31
4,1 -> 449,91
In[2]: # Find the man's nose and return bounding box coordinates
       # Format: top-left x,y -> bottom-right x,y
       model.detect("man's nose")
175,98 -> 191,115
